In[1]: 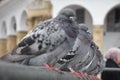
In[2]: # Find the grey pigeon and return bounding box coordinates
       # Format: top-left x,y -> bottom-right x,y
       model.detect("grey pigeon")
55,24 -> 105,75
1,8 -> 79,65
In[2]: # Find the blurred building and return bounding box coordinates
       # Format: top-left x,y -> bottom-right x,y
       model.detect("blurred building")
0,0 -> 120,56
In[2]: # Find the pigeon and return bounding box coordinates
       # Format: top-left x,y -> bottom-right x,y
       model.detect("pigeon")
12,8 -> 79,55
1,8 -> 79,66
54,24 -> 105,76
28,24 -> 105,80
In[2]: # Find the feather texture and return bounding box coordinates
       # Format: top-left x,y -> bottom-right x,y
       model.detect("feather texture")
10,8 -> 79,65
54,24 -> 105,75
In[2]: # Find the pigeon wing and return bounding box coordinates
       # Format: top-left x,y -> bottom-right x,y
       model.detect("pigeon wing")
12,19 -> 67,56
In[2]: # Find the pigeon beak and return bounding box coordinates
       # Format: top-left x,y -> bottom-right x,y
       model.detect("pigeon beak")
69,16 -> 76,21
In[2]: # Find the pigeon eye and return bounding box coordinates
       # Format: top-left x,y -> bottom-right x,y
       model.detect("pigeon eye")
63,13 -> 68,17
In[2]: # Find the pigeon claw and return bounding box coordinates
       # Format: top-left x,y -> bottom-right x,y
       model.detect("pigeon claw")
44,64 -> 63,74
54,67 -> 63,74
44,63 -> 53,70
89,75 -> 100,80
69,67 -> 87,78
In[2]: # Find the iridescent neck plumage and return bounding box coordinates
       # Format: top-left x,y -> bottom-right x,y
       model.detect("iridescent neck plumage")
57,18 -> 79,38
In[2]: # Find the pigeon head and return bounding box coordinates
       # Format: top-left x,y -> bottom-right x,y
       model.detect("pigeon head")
79,24 -> 88,32
57,8 -> 76,22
